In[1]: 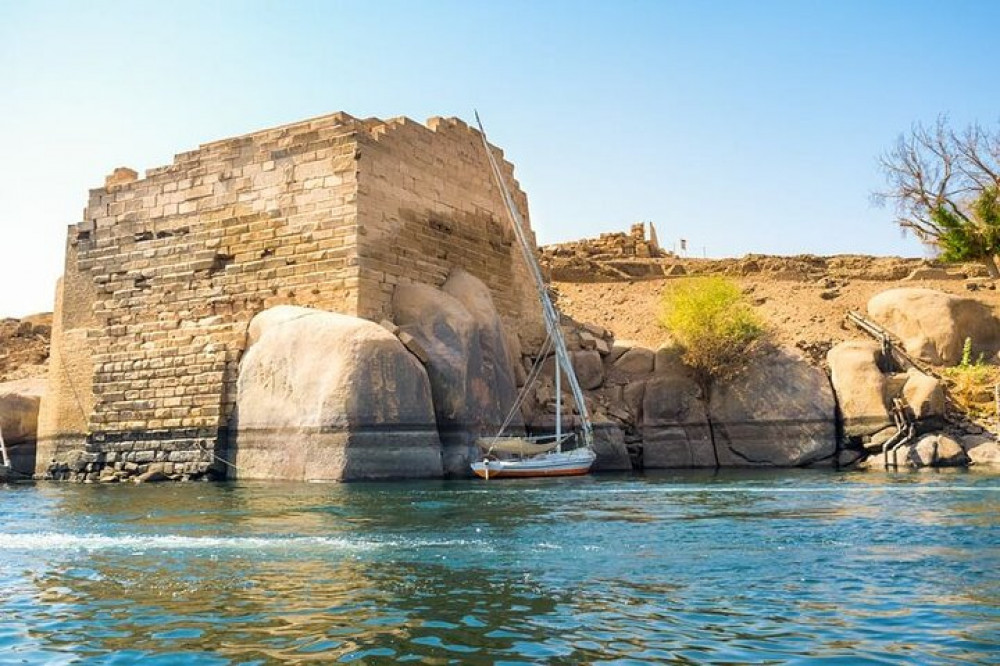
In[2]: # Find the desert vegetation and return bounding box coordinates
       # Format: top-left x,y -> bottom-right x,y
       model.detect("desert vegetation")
658,276 -> 765,394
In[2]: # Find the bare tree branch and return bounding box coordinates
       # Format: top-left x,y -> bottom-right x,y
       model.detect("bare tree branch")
875,118 -> 1000,258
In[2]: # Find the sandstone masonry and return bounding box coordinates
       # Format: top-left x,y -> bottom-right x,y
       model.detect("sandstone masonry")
542,222 -> 663,260
38,112 -> 541,480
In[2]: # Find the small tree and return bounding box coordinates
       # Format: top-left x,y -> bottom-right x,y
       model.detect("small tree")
935,187 -> 1000,266
658,276 -> 765,396
875,118 -> 1000,277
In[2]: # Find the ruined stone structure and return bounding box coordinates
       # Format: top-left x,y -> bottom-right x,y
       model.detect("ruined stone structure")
542,222 -> 663,260
538,223 -> 669,282
37,112 -> 541,479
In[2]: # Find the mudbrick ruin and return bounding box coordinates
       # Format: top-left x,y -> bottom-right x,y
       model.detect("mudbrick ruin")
39,112 -> 543,481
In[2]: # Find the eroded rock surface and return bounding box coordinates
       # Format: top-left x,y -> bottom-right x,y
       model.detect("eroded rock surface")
960,434 -> 1000,467
709,349 -> 836,467
591,421 -> 632,471
394,271 -> 523,476
642,372 -> 715,468
233,306 -> 443,481
827,341 -> 891,437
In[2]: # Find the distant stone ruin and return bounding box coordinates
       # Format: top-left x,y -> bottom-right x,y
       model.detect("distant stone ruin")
542,222 -> 664,260
38,112 -> 542,480
539,223 -> 670,282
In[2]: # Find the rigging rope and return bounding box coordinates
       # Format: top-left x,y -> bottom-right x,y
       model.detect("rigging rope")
197,439 -> 240,471
485,332 -> 553,451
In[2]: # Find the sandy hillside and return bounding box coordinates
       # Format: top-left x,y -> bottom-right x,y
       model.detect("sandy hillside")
549,255 -> 1000,366
0,314 -> 52,381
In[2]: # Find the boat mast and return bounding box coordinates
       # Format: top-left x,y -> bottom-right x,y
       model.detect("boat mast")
0,423 -> 8,470
474,112 -> 594,450
555,348 -> 562,451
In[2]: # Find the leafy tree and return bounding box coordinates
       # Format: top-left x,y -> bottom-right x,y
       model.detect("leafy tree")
658,276 -> 765,396
935,187 -> 1000,266
875,118 -> 1000,277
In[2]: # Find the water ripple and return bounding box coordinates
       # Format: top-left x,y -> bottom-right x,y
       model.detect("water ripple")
0,471 -> 997,664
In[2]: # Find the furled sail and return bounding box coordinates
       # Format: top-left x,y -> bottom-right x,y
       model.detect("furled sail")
476,437 -> 565,456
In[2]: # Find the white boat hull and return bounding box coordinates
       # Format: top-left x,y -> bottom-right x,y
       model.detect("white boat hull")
471,448 -> 596,479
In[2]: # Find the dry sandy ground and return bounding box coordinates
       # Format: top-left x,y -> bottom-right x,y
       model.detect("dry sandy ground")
3,257 -> 998,381
552,258 -> 1000,366
0,314 -> 51,381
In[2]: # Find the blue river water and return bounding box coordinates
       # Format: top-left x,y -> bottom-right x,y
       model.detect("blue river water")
0,470 -> 998,664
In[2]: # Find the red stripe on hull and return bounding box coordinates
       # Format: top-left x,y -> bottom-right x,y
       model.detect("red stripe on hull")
472,466 -> 592,479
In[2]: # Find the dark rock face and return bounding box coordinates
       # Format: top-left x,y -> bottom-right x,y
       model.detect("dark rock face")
641,373 -> 716,468
640,349 -> 836,468
590,421 -> 632,471
233,306 -> 443,481
394,270 -> 523,476
708,350 -> 836,467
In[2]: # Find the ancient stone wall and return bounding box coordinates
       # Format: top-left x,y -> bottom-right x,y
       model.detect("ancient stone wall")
36,276 -> 96,469
44,114 -> 363,477
354,116 -> 540,330
40,112 -> 539,480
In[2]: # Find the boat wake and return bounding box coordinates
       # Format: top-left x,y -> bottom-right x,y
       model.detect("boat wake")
0,532 -> 377,552
0,532 -> 502,553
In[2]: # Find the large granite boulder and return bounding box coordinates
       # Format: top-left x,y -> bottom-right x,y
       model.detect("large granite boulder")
572,350 -> 605,390
827,341 -> 892,437
911,433 -> 969,467
961,434 -> 1000,467
642,372 -> 716,468
867,288 -> 1000,365
0,378 -> 45,444
865,433 -> 970,469
443,268 -> 522,407
641,349 -> 836,468
394,271 -> 522,476
233,306 -> 442,481
0,377 -> 46,475
606,347 -> 655,384
709,349 -> 836,466
901,369 -> 946,422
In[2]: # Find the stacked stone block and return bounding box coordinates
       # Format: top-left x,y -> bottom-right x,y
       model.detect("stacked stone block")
39,112 -> 541,480
542,222 -> 663,261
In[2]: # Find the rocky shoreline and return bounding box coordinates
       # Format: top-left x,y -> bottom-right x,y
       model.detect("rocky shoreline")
3,263 -> 1000,482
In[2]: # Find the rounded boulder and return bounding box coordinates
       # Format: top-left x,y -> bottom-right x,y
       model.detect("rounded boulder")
867,288 -> 1000,365
233,306 -> 443,481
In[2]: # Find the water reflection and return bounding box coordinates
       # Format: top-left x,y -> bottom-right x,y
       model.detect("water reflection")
0,470 -> 998,664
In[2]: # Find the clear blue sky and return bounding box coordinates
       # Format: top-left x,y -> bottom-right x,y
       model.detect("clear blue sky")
2,0 -> 998,317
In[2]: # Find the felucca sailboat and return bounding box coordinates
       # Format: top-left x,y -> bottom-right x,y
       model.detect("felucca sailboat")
471,114 -> 596,480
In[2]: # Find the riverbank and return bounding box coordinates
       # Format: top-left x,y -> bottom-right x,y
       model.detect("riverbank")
5,249 -> 1000,479
544,251 -> 1000,471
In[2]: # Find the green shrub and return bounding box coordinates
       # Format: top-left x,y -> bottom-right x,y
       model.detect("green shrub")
943,336 -> 998,418
658,276 -> 765,392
